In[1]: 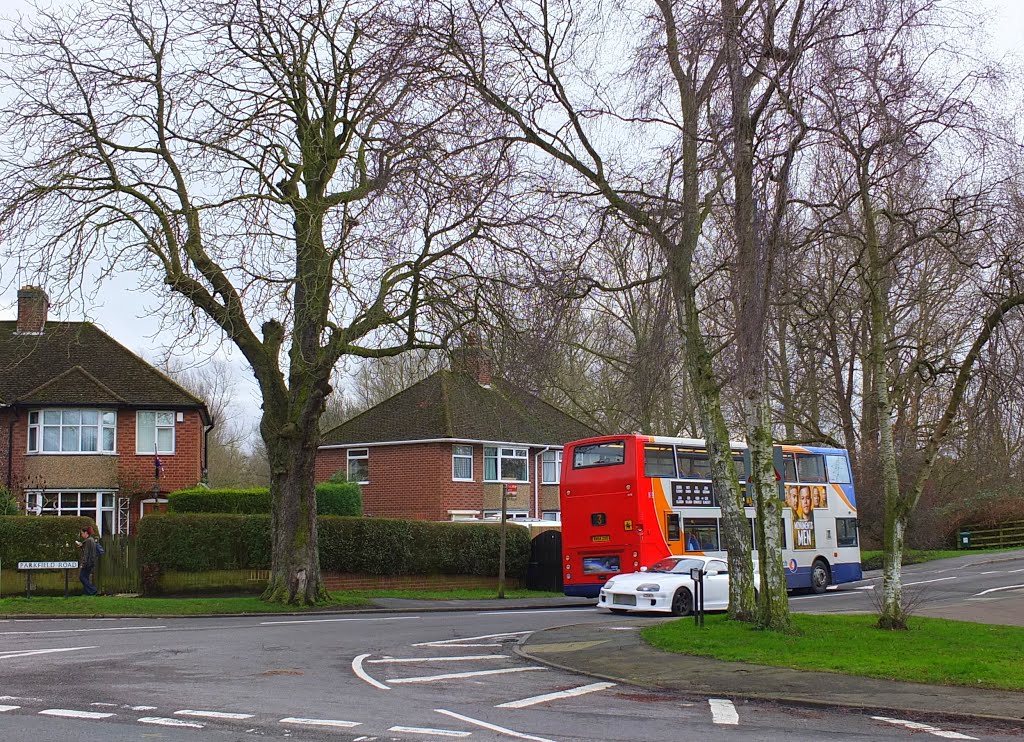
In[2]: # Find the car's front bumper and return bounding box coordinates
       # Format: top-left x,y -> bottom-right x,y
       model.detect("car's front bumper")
598,589 -> 672,613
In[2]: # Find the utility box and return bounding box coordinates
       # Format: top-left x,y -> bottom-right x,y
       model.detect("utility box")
958,530 -> 971,549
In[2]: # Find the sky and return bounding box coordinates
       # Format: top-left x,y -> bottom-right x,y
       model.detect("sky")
0,0 -> 1022,438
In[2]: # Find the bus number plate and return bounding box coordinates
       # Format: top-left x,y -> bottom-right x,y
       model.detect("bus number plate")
591,535 -> 610,542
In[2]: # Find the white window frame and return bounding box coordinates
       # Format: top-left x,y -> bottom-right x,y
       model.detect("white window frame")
483,446 -> 529,483
347,448 -> 369,484
27,408 -> 117,455
483,509 -> 531,521
541,450 -> 563,484
29,490 -> 118,535
136,411 -> 176,455
452,444 -> 474,482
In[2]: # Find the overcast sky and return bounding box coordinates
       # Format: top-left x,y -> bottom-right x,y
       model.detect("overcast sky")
1,0 -> 1022,436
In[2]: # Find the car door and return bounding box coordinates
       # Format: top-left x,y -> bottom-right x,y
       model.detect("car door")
702,559 -> 731,609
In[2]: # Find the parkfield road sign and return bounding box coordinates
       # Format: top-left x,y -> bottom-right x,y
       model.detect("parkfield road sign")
18,561 -> 79,570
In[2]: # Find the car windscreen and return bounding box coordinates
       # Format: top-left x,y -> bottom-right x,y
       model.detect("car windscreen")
648,558 -> 705,574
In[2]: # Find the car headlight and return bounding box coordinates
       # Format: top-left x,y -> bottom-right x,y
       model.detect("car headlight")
636,583 -> 660,592
603,580 -> 615,589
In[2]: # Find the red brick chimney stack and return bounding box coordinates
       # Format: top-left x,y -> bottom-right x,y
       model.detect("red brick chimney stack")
451,331 -> 493,386
16,286 -> 49,334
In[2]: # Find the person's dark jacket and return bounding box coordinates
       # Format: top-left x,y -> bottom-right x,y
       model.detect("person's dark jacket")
79,537 -> 97,569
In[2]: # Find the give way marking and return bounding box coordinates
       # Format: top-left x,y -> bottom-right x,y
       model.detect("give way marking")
872,716 -> 977,739
496,682 -> 616,709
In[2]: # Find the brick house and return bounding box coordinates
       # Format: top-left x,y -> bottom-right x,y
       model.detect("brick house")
314,345 -> 599,522
0,287 -> 211,535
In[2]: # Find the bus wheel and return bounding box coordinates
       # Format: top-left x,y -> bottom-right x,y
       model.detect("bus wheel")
811,559 -> 831,594
670,588 -> 693,617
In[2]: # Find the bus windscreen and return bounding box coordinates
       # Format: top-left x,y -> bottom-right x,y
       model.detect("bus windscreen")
572,441 -> 625,469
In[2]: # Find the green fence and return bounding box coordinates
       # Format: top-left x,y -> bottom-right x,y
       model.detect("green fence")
959,520 -> 1024,550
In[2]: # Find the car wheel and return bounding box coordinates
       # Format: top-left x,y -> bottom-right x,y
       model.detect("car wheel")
811,559 -> 830,594
609,608 -> 629,615
670,587 -> 693,617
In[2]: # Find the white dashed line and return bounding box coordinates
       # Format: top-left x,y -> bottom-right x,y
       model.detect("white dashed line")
280,717 -> 362,728
435,709 -> 556,742
389,726 -> 472,737
475,609 -> 587,616
496,682 -> 617,709
0,705 -> 20,712
40,709 -> 115,720
0,646 -> 98,659
353,653 -> 391,690
369,655 -> 507,664
974,584 -> 1024,597
90,702 -> 118,707
260,616 -> 417,626
413,632 -> 531,648
130,705 -> 158,711
175,709 -> 254,720
0,626 -> 164,636
904,577 -> 958,587
872,716 -> 977,739
388,667 -> 546,684
139,716 -> 205,728
709,699 -> 739,725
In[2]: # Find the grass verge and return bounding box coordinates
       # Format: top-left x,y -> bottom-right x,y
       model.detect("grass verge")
643,613 -> 1024,692
0,589 -> 563,616
859,547 -> 1015,571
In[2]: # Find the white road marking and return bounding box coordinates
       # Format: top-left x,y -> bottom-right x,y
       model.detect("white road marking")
979,570 -> 1005,575
354,736 -> 379,741
1008,568 -> 1024,573
389,667 -> 546,684
280,717 -> 362,728
139,717 -> 205,728
353,653 -> 391,690
0,705 -> 20,712
0,696 -> 38,701
606,627 -> 639,631
973,584 -> 1024,597
413,632 -> 531,648
90,702 -> 118,707
475,609 -> 587,616
854,585 -> 876,590
40,709 -> 115,719
0,626 -> 164,636
790,592 -> 862,600
496,682 -> 616,708
175,709 -> 254,720
904,577 -> 958,587
369,655 -> 506,664
389,725 -> 472,737
872,715 -> 977,739
0,646 -> 97,659
435,709 -> 556,742
708,699 -> 739,725
260,616 -> 417,626
130,705 -> 158,711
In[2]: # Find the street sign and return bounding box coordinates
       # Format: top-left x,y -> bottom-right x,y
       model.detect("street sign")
18,561 -> 78,570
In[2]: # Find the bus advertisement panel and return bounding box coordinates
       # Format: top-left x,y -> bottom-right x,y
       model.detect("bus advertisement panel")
559,434 -> 861,598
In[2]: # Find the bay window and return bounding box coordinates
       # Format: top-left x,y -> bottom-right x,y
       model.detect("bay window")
28,409 -> 116,454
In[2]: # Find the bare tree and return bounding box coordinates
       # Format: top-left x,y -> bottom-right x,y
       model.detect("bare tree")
0,0 -> 515,603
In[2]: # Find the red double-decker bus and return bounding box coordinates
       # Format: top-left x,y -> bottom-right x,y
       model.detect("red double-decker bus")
560,434 -> 862,598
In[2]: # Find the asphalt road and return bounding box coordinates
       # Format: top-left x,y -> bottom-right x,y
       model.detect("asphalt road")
1,551 -> 1022,742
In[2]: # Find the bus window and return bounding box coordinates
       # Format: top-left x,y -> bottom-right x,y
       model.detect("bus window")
677,450 -> 712,479
796,454 -> 827,483
684,517 -> 720,550
665,513 -> 681,541
837,518 -> 859,547
748,518 -> 757,550
591,512 -> 607,527
783,453 -> 797,482
644,444 -> 677,478
826,455 -> 852,484
733,455 -> 749,482
573,441 -> 625,469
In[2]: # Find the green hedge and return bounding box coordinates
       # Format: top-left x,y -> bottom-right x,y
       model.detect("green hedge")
0,516 -> 95,564
167,483 -> 361,517
137,514 -> 530,578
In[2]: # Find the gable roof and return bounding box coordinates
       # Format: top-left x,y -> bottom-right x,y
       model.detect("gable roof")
321,370 -> 599,447
0,321 -> 209,418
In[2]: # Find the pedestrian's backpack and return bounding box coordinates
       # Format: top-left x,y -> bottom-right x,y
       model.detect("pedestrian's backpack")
95,540 -> 105,557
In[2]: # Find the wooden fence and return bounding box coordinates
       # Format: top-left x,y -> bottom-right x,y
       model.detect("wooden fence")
95,534 -> 141,594
960,520 -> 1024,550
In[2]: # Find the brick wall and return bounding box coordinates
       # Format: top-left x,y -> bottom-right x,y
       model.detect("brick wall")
116,409 -> 204,495
314,442 -> 556,520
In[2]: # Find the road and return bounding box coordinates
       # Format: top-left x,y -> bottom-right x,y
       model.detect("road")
1,551 -> 1022,742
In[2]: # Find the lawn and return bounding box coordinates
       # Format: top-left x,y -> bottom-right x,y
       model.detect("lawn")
643,613 -> 1024,691
859,547 -> 1015,571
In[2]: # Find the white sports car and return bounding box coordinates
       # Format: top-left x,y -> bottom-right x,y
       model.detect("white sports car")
597,555 -> 758,616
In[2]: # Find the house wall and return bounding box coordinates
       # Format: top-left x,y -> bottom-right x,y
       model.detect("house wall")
314,442 -> 559,520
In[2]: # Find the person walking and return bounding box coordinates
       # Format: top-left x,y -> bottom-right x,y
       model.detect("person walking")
76,526 -> 98,596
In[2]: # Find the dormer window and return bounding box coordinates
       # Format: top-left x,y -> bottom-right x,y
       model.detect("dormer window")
28,409 -> 117,454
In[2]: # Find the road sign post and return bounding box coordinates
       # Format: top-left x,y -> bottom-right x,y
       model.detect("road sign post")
690,566 -> 705,627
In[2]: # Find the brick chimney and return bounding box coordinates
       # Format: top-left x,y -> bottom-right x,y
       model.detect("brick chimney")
16,286 -> 49,334
450,331 -> 493,386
